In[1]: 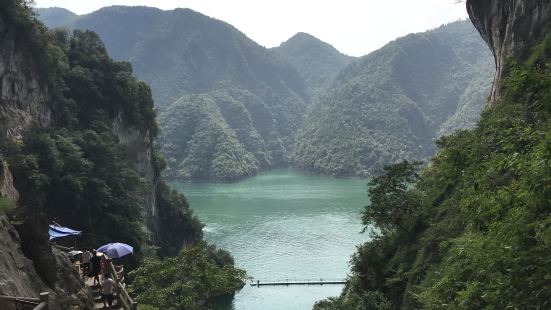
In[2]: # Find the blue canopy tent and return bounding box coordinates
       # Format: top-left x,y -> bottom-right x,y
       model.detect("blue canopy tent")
48,225 -> 81,240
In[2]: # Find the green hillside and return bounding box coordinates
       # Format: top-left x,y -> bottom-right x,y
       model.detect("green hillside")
294,21 -> 494,177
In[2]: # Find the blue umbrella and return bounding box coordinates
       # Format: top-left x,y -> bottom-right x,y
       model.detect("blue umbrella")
96,242 -> 133,258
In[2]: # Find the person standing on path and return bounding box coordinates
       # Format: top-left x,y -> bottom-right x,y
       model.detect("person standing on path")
81,248 -> 91,279
90,250 -> 102,286
101,273 -> 116,309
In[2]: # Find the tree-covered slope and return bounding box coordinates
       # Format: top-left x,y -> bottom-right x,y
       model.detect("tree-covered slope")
37,9 -> 494,182
271,32 -> 355,95
160,89 -> 260,180
315,5 -> 551,309
160,85 -> 299,180
294,21 -> 494,177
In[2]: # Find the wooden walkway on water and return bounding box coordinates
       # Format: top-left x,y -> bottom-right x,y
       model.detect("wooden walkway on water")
250,279 -> 346,287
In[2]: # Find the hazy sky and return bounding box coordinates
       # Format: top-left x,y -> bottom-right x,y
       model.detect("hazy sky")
34,0 -> 469,57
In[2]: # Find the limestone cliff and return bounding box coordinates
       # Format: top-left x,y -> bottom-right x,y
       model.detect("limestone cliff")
0,31 -> 51,136
0,160 -> 18,201
112,114 -> 160,244
467,0 -> 551,102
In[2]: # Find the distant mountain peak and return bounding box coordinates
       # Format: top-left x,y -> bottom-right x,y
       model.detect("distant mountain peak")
279,32 -> 344,54
35,7 -> 78,28
272,32 -> 355,94
287,32 -> 319,41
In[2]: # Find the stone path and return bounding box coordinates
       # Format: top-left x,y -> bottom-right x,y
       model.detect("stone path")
84,277 -> 121,310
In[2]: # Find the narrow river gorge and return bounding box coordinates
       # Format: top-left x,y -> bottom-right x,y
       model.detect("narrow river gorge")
170,169 -> 370,309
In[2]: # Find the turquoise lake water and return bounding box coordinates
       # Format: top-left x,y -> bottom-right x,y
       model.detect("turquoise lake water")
169,169 -> 370,310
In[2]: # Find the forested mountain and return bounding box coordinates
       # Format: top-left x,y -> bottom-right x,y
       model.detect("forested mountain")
294,21 -> 494,177
271,32 -> 355,95
315,1 -> 551,308
37,8 -> 494,181
35,6 -> 308,107
36,6 -> 312,180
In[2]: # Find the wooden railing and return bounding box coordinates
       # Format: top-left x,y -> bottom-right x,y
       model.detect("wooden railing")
107,259 -> 137,310
0,292 -> 49,309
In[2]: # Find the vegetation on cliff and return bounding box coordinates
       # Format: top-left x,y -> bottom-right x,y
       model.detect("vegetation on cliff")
315,35 -> 551,310
129,242 -> 246,309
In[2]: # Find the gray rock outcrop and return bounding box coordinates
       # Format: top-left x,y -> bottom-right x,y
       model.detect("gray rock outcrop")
0,36 -> 51,137
467,0 -> 551,102
0,160 -> 18,201
0,215 -> 93,309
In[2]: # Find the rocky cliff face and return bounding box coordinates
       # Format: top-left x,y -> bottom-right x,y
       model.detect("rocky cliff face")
0,36 -> 51,137
0,215 -> 92,309
0,160 -> 18,201
467,0 -> 551,102
0,16 -> 90,308
112,114 -> 159,245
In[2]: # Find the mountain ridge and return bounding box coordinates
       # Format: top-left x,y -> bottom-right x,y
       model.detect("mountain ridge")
37,8 -> 494,181
293,20 -> 494,177
271,31 -> 355,95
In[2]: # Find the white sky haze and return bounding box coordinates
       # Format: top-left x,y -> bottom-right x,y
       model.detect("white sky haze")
34,0 -> 469,57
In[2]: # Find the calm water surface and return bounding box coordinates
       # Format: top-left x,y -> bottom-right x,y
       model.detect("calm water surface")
169,169 -> 370,310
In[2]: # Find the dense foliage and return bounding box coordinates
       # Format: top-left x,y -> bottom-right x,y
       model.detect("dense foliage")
315,36 -> 551,309
294,21 -> 494,177
4,128 -> 147,253
155,181 -> 203,256
129,242 -> 246,309
160,88 -> 288,180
